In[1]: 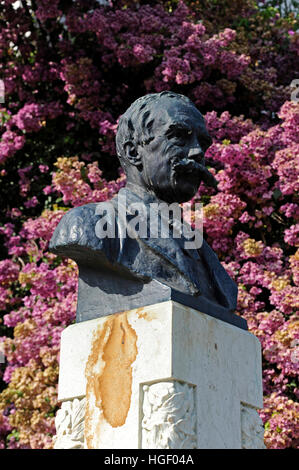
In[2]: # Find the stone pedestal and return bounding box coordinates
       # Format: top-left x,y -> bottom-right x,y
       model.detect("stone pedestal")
53,301 -> 265,449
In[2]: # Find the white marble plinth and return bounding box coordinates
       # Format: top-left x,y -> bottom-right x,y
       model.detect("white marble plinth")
54,301 -> 265,449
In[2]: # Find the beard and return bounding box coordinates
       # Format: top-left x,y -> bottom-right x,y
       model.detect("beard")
172,157 -> 218,189
144,153 -> 218,204
164,156 -> 218,203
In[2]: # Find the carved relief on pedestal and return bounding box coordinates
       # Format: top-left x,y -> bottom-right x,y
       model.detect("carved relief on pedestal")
141,381 -> 197,449
241,404 -> 265,449
53,397 -> 86,449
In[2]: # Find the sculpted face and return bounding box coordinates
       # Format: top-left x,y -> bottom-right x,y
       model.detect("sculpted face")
135,98 -> 214,203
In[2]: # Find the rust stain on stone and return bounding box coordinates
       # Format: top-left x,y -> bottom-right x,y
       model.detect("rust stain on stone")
85,312 -> 138,447
136,307 -> 157,322
99,313 -> 138,427
85,320 -> 111,448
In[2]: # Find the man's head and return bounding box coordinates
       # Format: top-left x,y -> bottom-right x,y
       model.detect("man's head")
116,91 -> 216,203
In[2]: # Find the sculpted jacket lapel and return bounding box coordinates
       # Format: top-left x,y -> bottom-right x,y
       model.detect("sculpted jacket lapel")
113,187 -> 237,310
114,188 -> 201,294
199,240 -> 238,311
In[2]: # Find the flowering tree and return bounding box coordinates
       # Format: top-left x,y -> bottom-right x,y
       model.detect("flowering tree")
0,0 -> 298,448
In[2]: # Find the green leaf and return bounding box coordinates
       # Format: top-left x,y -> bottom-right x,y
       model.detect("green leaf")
7,430 -> 20,442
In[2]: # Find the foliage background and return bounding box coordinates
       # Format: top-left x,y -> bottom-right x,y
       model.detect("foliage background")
0,0 -> 298,448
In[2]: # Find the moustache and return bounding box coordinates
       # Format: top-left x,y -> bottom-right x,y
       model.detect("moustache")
172,158 -> 218,190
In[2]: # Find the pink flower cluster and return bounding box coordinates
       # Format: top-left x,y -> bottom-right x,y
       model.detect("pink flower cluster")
0,100 -> 298,449
0,131 -> 25,164
51,157 -> 126,207
0,0 -> 298,450
192,102 -> 299,448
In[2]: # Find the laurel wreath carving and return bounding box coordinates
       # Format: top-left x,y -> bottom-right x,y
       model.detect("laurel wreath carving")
141,381 -> 197,449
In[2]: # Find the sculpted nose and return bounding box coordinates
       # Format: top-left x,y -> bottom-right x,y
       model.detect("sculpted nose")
188,146 -> 204,162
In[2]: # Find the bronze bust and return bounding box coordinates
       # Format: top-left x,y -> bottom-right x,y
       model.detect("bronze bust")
49,92 -> 246,330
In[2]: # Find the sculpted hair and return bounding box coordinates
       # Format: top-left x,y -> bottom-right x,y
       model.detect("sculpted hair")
115,91 -> 197,172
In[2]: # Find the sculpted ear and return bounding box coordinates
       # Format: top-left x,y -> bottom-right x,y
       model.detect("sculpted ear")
124,141 -> 142,168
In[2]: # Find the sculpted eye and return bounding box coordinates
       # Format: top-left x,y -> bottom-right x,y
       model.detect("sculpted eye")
168,127 -> 192,141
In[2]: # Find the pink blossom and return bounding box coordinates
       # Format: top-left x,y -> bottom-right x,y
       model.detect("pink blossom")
24,197 -> 39,209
